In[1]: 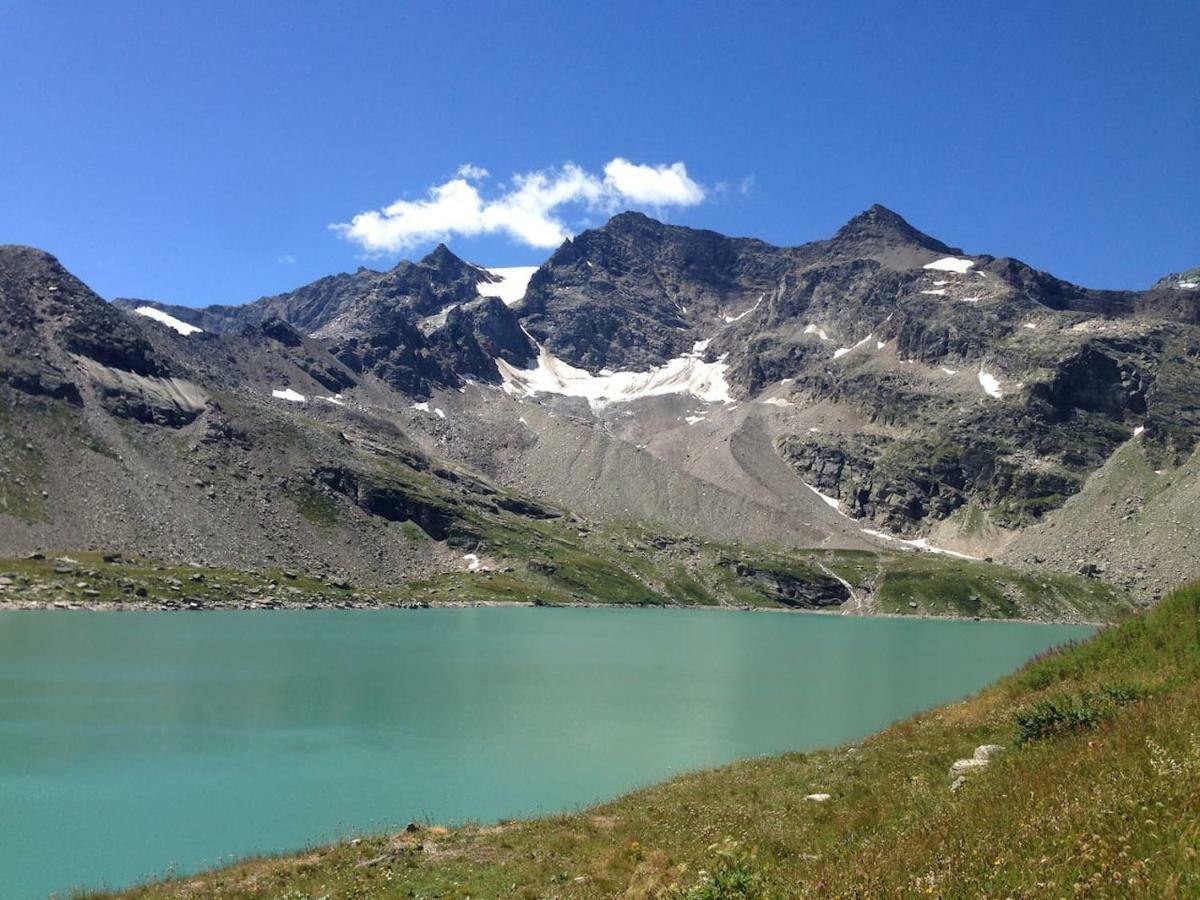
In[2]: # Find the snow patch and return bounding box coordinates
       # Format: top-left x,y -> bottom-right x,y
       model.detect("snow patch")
802,481 -> 841,512
496,337 -> 733,409
684,415 -> 707,424
412,402 -> 430,412
959,296 -> 980,304
1023,322 -> 1037,329
133,306 -> 203,336
861,528 -> 981,560
419,305 -> 458,333
321,394 -> 346,406
760,397 -> 793,407
876,340 -> 886,350
271,388 -> 306,403
804,323 -> 830,341
940,366 -> 958,375
978,368 -> 1003,399
1133,425 -> 1145,437
833,334 -> 874,360
920,289 -> 947,296
923,257 -> 975,274
723,294 -> 763,323
1177,280 -> 1199,290
462,553 -> 480,571
475,266 -> 538,306
434,408 -> 447,419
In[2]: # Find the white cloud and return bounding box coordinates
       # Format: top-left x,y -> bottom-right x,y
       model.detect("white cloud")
601,158 -> 706,205
332,158 -> 707,253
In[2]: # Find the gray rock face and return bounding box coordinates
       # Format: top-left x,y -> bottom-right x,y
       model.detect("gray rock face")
115,244 -> 532,397
428,297 -> 536,381
724,560 -> 850,608
0,245 -> 196,425
74,358 -> 207,428
1,245 -> 174,382
519,211 -> 803,372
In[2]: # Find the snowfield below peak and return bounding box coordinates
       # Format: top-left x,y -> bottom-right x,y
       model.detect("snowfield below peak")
496,339 -> 733,408
133,306 -> 203,336
923,256 -> 975,274
475,266 -> 539,306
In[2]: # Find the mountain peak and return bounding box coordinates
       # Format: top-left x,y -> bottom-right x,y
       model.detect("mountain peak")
418,243 -> 465,269
833,205 -> 952,253
603,210 -> 667,233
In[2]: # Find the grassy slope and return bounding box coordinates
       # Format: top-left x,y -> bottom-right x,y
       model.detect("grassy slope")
100,584 -> 1199,899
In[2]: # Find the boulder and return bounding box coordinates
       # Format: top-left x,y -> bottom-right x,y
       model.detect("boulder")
950,758 -> 989,777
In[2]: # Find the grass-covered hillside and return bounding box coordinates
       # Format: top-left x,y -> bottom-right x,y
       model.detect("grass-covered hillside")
101,582 -> 1199,898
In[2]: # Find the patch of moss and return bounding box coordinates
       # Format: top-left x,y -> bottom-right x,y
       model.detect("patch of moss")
291,485 -> 341,527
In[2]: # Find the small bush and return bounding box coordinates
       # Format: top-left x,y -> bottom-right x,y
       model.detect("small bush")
1015,682 -> 1146,744
676,841 -> 765,900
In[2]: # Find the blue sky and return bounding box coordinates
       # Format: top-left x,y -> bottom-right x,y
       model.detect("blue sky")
1,0 -> 1196,305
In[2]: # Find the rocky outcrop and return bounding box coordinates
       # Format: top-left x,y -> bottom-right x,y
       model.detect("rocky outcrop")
0,355 -> 81,402
309,465 -> 466,543
427,297 -> 536,381
723,559 -> 850,608
1,245 -> 174,380
519,211 -> 800,372
74,357 -> 208,427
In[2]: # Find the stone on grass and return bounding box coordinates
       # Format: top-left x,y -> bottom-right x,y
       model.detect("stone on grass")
804,793 -> 831,802
950,758 -> 989,777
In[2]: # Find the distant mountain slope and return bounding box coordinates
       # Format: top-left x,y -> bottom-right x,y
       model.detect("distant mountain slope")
3,204 -> 1198,603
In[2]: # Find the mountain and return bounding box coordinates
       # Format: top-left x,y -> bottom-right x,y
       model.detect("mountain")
3,205 -> 1198,609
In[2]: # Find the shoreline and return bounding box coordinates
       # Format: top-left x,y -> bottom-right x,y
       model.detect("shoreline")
0,596 -> 1110,626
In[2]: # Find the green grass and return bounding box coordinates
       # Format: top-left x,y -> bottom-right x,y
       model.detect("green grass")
0,412 -> 47,522
98,582 -> 1200,899
290,484 -> 341,528
0,553 -> 356,607
875,556 -> 1021,617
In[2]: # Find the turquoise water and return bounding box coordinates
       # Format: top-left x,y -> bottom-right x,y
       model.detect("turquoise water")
0,609 -> 1091,898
